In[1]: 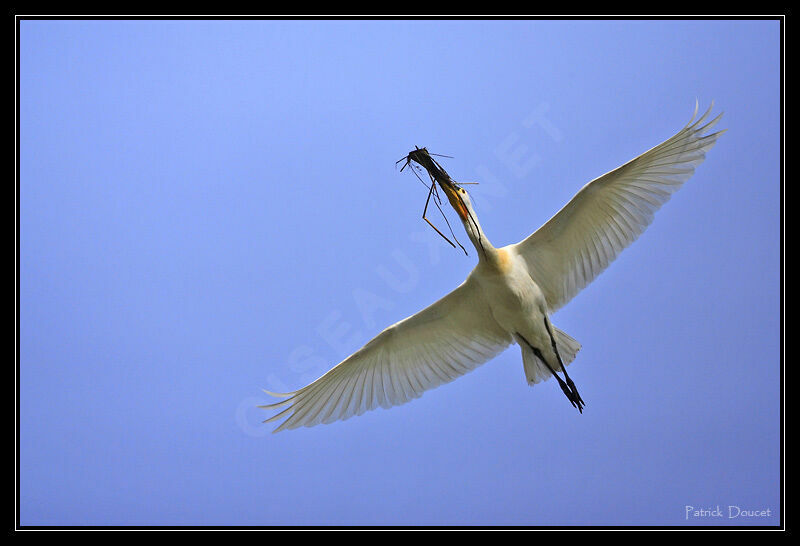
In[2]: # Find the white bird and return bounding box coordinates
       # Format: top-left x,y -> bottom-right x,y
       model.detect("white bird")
262,102 -> 724,432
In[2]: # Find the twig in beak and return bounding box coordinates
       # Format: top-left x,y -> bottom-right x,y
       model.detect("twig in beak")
398,147 -> 470,255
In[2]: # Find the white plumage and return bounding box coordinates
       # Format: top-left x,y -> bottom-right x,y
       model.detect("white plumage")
262,102 -> 724,432
516,103 -> 724,313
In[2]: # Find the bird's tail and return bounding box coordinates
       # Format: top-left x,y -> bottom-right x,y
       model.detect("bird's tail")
519,327 -> 581,385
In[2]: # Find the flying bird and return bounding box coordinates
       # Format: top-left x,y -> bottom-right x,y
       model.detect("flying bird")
261,102 -> 724,432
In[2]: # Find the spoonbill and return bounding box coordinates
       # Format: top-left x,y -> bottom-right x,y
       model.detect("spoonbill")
261,102 -> 724,432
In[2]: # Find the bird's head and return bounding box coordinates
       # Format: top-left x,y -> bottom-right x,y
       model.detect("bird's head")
439,178 -> 472,223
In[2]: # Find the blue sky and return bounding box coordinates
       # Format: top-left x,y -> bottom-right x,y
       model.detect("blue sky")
18,19 -> 781,527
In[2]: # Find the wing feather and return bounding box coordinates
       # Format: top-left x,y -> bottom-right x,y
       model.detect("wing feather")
261,276 -> 513,432
513,101 -> 725,312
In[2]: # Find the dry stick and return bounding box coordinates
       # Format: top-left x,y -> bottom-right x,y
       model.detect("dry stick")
400,160 -> 462,250
397,147 -> 474,255
421,180 -> 456,250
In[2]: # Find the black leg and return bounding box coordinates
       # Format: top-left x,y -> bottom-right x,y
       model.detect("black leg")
517,333 -> 582,413
542,318 -> 585,411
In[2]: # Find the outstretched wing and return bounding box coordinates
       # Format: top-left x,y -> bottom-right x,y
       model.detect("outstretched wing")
261,275 -> 513,432
513,101 -> 725,313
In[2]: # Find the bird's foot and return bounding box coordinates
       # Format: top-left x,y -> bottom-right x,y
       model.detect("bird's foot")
565,377 -> 585,413
557,381 -> 583,413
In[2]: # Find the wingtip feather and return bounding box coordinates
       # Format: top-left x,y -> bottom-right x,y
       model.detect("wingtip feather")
262,388 -> 294,398
263,405 -> 293,424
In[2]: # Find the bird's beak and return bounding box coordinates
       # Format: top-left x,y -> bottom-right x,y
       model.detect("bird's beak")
439,179 -> 469,221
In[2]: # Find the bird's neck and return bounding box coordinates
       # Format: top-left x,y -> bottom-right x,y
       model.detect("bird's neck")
461,211 -> 497,263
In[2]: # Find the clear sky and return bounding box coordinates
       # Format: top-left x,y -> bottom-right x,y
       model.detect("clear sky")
18,18 -> 781,527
